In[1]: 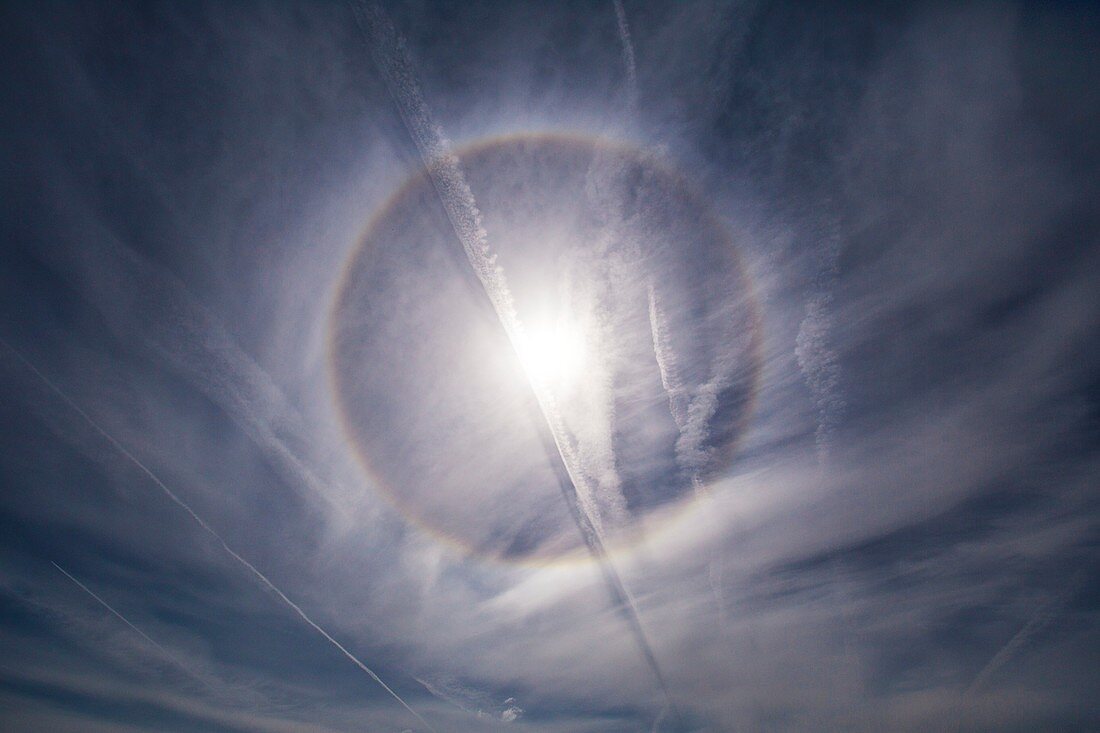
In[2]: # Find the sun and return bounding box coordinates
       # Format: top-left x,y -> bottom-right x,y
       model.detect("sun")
515,315 -> 589,392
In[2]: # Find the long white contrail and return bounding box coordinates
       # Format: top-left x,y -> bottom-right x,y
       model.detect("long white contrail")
348,0 -> 678,717
2,339 -> 436,733
347,0 -> 614,534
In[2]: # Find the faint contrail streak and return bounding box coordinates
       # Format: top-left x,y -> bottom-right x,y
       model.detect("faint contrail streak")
612,0 -> 638,112
52,562 -> 198,675
610,0 -> 715,495
968,600 -> 1055,693
646,284 -> 709,496
347,1 -> 679,718
647,285 -> 688,432
968,578 -> 1079,695
1,339 -> 436,733
650,702 -> 668,733
47,210 -> 341,515
955,582 -> 1077,733
796,285 -> 843,462
613,1 -> 734,654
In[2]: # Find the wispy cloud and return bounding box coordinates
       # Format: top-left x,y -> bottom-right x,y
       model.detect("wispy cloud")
1,339 -> 436,733
1,2 -> 1096,731
349,1 -> 677,718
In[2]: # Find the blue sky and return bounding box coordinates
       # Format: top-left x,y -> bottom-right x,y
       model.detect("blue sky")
1,2 -> 1097,731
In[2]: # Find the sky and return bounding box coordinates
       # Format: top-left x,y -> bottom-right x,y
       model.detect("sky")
0,1 -> 1098,732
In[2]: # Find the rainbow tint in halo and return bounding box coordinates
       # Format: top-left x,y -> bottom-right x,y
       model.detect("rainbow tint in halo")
327,132 -> 763,565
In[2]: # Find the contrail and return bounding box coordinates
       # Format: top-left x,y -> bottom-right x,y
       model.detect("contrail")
647,285 -> 689,433
795,286 -> 843,462
647,283 -> 718,497
968,580 -> 1078,695
612,2 -> 736,651
33,204 -> 343,517
968,600 -> 1055,693
612,0 -> 639,112
343,2 -> 608,526
649,280 -> 739,638
610,0 -> 755,491
642,222 -> 745,495
52,561 -> 203,680
954,584 -> 1074,733
347,0 -> 679,718
343,2 -> 610,527
413,677 -> 477,715
1,339 -> 437,733
650,703 -> 669,733
611,0 -> 749,494
609,0 -> 715,495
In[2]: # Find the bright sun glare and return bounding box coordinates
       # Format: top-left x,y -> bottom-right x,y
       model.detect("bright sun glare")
515,317 -> 588,391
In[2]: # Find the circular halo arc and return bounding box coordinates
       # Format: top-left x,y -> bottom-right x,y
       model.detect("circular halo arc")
326,131 -> 764,566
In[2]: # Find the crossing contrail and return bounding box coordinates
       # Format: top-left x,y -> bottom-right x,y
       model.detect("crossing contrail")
33,202 -> 343,518
52,561 -> 206,681
345,0 -> 611,528
347,0 -> 679,719
2,338 -> 437,733
954,575 -> 1084,733
968,579 -> 1078,694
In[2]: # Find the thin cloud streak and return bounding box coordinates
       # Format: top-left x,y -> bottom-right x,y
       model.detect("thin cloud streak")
968,580 -> 1078,695
4,3 -> 1093,730
796,287 -> 843,461
650,703 -> 668,733
37,195 -> 346,516
628,14 -> 730,641
348,1 -> 678,718
52,561 -> 205,686
1,338 -> 437,733
647,285 -> 690,455
612,0 -> 638,112
347,0 -> 621,534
